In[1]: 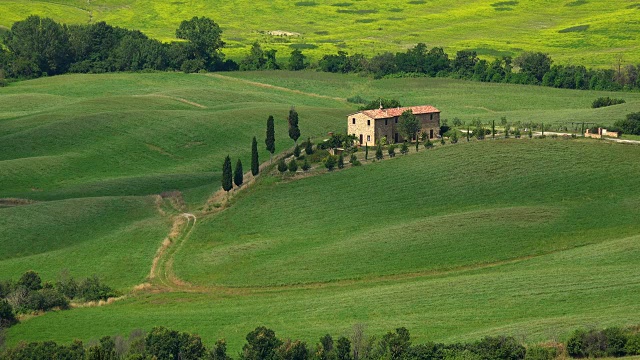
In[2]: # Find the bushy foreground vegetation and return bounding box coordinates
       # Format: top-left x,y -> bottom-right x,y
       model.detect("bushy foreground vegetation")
2,325 -> 639,360
0,271 -> 116,329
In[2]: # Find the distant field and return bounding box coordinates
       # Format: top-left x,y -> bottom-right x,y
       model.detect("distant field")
2,72 -> 640,351
1,0 -> 639,66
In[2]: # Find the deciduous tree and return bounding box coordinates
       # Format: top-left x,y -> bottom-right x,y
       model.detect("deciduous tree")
176,16 -> 225,70
399,110 -> 420,142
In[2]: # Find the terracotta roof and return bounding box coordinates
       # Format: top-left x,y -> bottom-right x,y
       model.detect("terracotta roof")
360,105 -> 440,119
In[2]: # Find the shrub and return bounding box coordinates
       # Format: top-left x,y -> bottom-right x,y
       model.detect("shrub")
146,326 -> 205,360
350,154 -> 361,166
337,154 -> 345,169
424,139 -> 433,149
388,145 -> 396,157
475,336 -> 525,360
625,333 -> 640,355
306,149 -> 329,163
614,112 -> 640,135
241,326 -> 282,360
29,288 -> 69,311
288,159 -> 298,173
324,155 -> 337,170
603,327 -> 627,357
305,137 -> 314,155
400,142 -> 409,155
19,271 -> 42,291
293,144 -> 301,158
592,97 -> 625,108
524,346 -> 557,360
55,274 -> 78,299
301,158 -> 311,171
0,299 -> 18,328
77,275 -> 117,302
277,159 -> 288,173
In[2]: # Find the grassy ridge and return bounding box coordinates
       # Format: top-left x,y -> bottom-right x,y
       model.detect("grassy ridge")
1,0 -> 639,66
6,183 -> 640,351
2,72 -> 640,351
175,140 -> 640,287
228,71 -> 640,128
0,196 -> 166,289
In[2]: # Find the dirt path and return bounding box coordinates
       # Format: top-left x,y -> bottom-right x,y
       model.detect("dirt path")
134,94 -> 207,109
201,73 -> 348,103
148,213 -> 197,291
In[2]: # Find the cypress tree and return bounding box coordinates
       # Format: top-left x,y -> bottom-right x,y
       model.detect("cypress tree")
234,159 -> 243,187
541,123 -> 545,136
467,126 -> 470,142
265,115 -> 275,162
222,155 -> 232,192
251,136 -> 259,176
288,107 -> 300,144
401,141 -> 409,155
305,137 -> 313,155
302,158 -> 311,171
492,120 -> 496,139
451,130 -> 459,144
375,143 -> 383,160
293,144 -> 301,158
277,158 -> 287,173
505,125 -> 510,138
365,143 -> 369,160
338,153 -> 344,169
528,126 -> 533,138
288,158 -> 298,172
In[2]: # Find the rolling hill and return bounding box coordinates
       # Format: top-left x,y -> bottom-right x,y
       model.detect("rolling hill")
1,71 -> 640,355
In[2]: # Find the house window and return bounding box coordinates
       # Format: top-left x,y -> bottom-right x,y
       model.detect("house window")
385,119 -> 388,126
367,135 -> 371,142
367,120 -> 370,126
394,117 -> 398,124
430,114 -> 433,120
352,118 -> 356,124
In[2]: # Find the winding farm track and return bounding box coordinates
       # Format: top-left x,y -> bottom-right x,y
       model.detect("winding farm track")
142,142 -> 637,295
202,73 -> 348,103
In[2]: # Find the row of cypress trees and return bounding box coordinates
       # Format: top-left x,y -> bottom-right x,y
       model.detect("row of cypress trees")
221,109 -> 300,192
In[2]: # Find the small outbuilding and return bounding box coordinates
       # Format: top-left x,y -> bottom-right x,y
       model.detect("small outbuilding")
347,105 -> 440,145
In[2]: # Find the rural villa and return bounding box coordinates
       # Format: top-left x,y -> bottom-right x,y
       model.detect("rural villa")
348,105 -> 441,145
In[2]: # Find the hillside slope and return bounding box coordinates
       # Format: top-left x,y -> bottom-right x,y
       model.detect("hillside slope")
1,0 -> 638,66
6,139 -> 640,352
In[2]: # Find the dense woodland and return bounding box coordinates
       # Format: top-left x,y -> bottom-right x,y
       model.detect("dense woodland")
1,16 -> 640,92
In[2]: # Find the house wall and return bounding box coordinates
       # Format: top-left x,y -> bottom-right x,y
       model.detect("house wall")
418,112 -> 440,140
348,111 -> 441,145
347,113 -> 376,145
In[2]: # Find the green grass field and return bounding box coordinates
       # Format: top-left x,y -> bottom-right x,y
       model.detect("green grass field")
1,0 -> 639,66
2,71 -> 640,352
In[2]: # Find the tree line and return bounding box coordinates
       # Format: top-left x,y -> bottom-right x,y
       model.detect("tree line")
2,16 -> 639,93
0,15 -> 232,82
2,324 -> 640,360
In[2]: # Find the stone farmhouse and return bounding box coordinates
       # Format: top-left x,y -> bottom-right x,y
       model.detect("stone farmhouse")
347,105 -> 441,145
